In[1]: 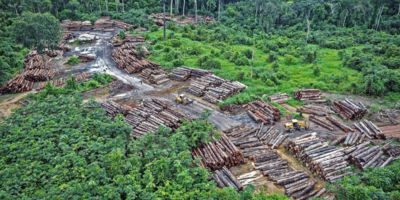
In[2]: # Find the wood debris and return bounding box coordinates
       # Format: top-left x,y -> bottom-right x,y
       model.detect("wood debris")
294,89 -> 325,103
192,134 -> 244,170
286,133 -> 351,182
332,99 -> 367,120
383,145 -> 400,158
354,120 -> 384,139
345,142 -> 395,169
245,100 -> 280,125
213,167 -> 243,191
236,170 -> 264,187
269,93 -> 290,104
187,74 -> 246,104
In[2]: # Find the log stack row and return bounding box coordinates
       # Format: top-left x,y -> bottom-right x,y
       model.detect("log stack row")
298,105 -> 331,116
269,93 -> 290,104
286,133 -> 350,182
124,99 -> 186,138
384,145 -> 400,158
1,52 -> 55,94
245,100 -> 280,125
354,120 -> 384,139
224,126 -> 326,199
255,125 -> 288,149
213,167 -> 243,191
192,134 -> 244,170
169,67 -> 210,81
332,99 -> 368,120
112,41 -> 169,85
101,99 -> 186,138
342,132 -> 365,146
187,74 -> 246,104
326,116 -> 354,132
309,115 -> 335,131
62,17 -> 133,31
294,89 -> 325,102
345,142 -> 394,169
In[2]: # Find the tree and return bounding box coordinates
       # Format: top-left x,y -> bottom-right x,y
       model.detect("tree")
11,12 -> 61,53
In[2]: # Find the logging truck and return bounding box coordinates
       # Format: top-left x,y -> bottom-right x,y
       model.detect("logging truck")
285,119 -> 309,132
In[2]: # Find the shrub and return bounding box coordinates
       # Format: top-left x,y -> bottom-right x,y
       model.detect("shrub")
118,31 -> 126,40
66,56 -> 80,65
242,49 -> 253,59
172,59 -> 184,67
197,56 -> 221,69
313,65 -> 321,76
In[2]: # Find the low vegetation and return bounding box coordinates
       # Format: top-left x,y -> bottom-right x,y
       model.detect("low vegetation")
66,56 -> 81,65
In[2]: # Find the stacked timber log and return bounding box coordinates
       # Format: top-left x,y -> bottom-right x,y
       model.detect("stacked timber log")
354,120 -> 384,139
192,134 -> 244,170
309,115 -> 335,131
62,17 -> 133,31
269,93 -> 290,104
384,145 -> 400,158
294,89 -> 325,102
345,142 -> 395,169
326,116 -> 354,132
213,167 -> 243,191
125,99 -> 186,137
187,74 -> 246,104
112,42 -> 159,73
245,100 -> 280,124
286,133 -> 350,182
101,99 -> 186,138
333,132 -> 365,146
225,125 -> 287,149
1,52 -> 55,94
332,99 -> 368,120
298,105 -> 331,116
225,126 -> 326,199
169,67 -> 210,81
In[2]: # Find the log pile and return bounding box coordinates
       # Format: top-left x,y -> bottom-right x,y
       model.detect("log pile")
309,115 -> 335,131
379,124 -> 400,138
125,99 -> 186,138
192,134 -> 245,170
354,120 -> 384,139
101,99 -> 186,138
112,42 -> 159,74
169,67 -> 210,81
1,52 -> 54,94
384,145 -> 400,158
213,167 -> 243,191
294,89 -> 325,102
326,116 -> 354,132
62,17 -> 133,31
332,99 -> 368,120
245,100 -> 280,124
225,125 -> 287,149
269,93 -> 290,104
286,133 -> 350,182
298,105 -> 331,116
225,126 -> 326,199
334,132 -> 365,146
187,74 -> 246,104
345,142 -> 394,169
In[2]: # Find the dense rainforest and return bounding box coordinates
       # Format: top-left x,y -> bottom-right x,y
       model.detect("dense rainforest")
1,0 -> 400,199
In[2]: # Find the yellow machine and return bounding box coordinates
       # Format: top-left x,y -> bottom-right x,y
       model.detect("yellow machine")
175,94 -> 193,105
285,119 -> 309,132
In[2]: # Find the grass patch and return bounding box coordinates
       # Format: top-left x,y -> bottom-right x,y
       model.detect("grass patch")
146,27 -> 362,106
